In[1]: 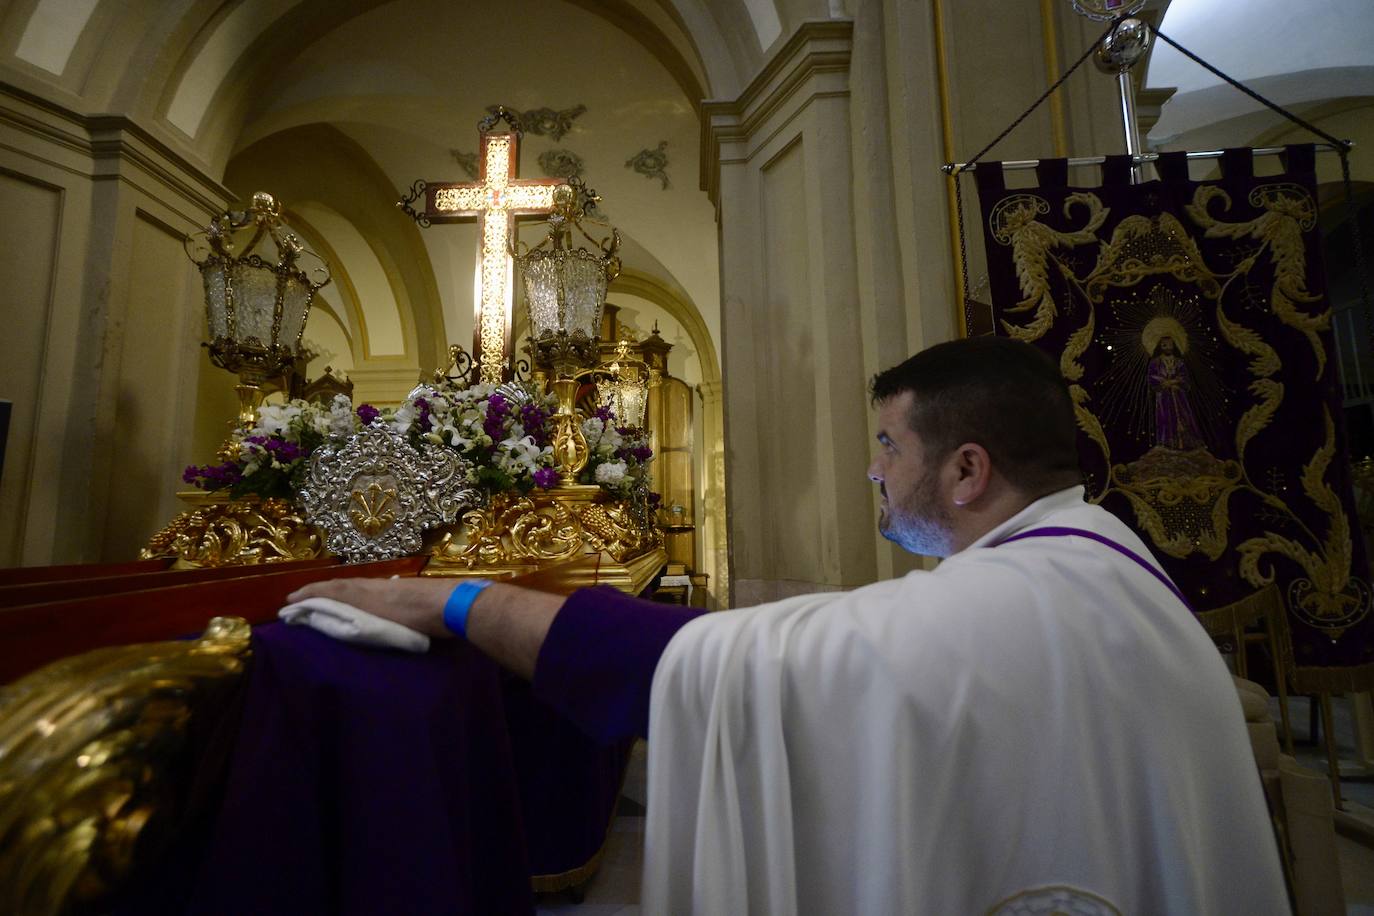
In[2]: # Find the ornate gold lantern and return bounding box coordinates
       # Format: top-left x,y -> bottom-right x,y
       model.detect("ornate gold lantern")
597,338 -> 659,429
515,179 -> 621,484
186,192 -> 331,429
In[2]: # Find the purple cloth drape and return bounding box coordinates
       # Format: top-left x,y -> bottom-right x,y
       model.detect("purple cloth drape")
184,623 -> 534,916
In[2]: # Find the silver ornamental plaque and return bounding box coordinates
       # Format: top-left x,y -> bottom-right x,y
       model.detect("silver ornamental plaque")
300,422 -> 481,563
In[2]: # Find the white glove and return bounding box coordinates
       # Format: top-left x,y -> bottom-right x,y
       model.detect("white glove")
279,596 -> 430,653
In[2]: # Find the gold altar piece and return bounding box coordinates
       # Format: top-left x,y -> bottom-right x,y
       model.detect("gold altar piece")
141,490 -> 325,567
0,617 -> 252,916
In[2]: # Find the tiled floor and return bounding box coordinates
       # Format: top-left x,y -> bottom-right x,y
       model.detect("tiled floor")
544,710 -> 1374,914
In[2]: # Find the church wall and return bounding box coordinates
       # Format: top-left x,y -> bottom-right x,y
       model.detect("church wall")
706,5 -> 1129,599
98,211 -> 203,561
0,85 -> 232,565
710,22 -> 878,604
0,168 -> 63,567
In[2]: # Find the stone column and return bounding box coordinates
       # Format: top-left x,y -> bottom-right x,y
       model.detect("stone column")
705,22 -> 877,606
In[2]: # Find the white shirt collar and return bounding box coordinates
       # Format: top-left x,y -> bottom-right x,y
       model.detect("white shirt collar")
962,485 -> 1087,554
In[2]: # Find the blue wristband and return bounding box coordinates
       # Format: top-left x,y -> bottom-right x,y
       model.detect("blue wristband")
443,579 -> 493,637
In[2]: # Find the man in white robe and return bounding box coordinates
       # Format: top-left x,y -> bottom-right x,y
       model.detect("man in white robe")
293,336 -> 1289,914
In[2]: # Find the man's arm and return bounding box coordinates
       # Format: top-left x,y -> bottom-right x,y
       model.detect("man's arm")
288,578 -> 560,679
288,577 -> 706,740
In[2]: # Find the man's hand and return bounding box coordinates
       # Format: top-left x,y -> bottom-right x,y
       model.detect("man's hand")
288,577 -> 566,680
288,577 -> 457,638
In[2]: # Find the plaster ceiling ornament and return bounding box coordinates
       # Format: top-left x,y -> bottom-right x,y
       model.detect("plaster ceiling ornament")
450,149 -> 479,180
299,423 -> 481,563
626,141 -> 670,189
486,104 -> 587,141
538,148 -> 585,181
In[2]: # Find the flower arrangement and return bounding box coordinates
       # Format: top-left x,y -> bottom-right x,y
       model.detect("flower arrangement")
580,405 -> 655,498
184,395 -> 370,500
391,381 -> 562,493
183,386 -> 656,504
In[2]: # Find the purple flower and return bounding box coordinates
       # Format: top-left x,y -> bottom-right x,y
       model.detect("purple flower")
594,405 -> 615,424
520,404 -> 551,447
632,445 -> 653,462
533,466 -> 560,489
185,460 -> 244,491
357,403 -> 380,425
415,398 -> 433,433
265,438 -> 303,463
648,491 -> 662,508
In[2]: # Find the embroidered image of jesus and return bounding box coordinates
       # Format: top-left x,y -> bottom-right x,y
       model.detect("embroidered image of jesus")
1142,318 -> 1205,452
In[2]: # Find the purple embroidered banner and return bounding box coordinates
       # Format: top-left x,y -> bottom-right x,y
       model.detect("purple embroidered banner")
973,146 -> 1373,691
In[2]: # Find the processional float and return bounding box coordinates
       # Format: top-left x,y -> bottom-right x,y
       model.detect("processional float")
144,108 -> 666,593
944,0 -> 1372,816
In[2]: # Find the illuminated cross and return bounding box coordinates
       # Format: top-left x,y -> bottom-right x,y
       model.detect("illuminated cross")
419,112 -> 561,383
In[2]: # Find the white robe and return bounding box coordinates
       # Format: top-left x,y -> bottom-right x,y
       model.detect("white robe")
643,487 -> 1289,915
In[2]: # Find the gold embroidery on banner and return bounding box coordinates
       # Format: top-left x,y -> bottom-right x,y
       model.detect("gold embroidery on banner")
990,192 -> 1108,342
993,180 -> 1370,639
1187,183 -> 1328,377
1237,411 -> 1371,637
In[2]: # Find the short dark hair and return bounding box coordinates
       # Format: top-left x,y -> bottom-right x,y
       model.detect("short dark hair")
870,336 -> 1081,495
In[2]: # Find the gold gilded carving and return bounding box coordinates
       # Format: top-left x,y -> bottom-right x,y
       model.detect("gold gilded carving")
348,477 -> 399,537
141,498 -> 324,567
1187,183 -> 1328,377
430,493 -> 583,569
426,489 -> 662,573
0,617 -> 251,916
579,501 -> 659,564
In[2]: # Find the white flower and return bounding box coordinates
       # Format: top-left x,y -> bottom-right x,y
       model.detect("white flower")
326,395 -> 356,436
392,404 -> 416,435
594,460 -> 628,486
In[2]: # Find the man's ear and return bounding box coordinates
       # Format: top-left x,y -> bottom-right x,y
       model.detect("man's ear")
949,443 -> 992,507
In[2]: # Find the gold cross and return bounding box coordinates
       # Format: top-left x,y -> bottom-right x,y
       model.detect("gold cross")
422,118 -> 561,383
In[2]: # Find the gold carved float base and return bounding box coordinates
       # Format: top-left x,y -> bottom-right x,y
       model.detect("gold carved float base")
140,491 -> 326,568
421,487 -> 666,594
142,487 -> 666,594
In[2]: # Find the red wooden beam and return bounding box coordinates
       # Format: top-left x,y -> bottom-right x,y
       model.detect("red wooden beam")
0,558 -> 170,587
0,556 -> 428,683
0,557 -> 341,608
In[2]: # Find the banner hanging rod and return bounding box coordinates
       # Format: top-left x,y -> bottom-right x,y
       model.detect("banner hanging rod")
940,141 -> 1352,175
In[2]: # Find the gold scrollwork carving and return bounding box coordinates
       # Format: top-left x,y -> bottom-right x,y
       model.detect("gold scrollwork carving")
140,498 -> 324,567
426,490 -> 661,572
0,617 -> 252,916
579,501 -> 661,563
